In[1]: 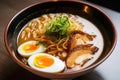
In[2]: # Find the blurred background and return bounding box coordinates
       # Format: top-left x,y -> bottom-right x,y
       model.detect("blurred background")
86,0 -> 120,12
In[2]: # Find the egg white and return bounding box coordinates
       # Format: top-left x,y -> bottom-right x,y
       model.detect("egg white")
18,41 -> 46,57
28,53 -> 65,73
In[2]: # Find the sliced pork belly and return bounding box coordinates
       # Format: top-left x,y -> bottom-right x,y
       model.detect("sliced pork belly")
66,44 -> 98,68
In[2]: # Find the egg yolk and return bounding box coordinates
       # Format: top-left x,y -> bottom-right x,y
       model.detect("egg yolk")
22,44 -> 39,53
33,55 -> 54,68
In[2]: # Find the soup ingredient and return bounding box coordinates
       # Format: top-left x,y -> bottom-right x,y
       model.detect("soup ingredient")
18,41 -> 46,57
45,37 -> 68,60
69,18 -> 83,32
67,30 -> 96,50
28,53 -> 65,73
66,44 -> 98,68
46,15 -> 70,40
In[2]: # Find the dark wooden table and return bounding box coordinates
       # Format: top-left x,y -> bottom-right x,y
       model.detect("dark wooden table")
0,0 -> 120,80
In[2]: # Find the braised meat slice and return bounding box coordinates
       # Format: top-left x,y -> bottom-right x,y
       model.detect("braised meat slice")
66,44 -> 98,68
67,30 -> 96,51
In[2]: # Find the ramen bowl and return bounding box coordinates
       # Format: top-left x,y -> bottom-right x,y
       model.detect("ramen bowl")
4,0 -> 117,79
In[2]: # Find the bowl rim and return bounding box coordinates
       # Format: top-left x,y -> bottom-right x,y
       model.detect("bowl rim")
4,0 -> 117,76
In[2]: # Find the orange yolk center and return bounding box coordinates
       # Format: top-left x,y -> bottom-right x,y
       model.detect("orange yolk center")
22,44 -> 39,53
34,55 -> 54,68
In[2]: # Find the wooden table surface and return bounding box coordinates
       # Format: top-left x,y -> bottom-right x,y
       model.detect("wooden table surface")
0,0 -> 120,80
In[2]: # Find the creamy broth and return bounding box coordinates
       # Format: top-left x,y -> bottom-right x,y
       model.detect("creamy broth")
17,13 -> 104,72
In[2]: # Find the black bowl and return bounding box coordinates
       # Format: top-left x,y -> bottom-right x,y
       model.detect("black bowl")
4,0 -> 117,79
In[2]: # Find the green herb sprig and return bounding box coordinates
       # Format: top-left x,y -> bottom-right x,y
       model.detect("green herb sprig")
46,15 -> 70,40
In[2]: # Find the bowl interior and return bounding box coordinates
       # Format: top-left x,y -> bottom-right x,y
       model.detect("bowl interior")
5,0 -> 116,79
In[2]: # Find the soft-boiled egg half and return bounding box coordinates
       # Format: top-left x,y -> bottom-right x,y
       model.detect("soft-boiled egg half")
28,53 -> 65,73
18,41 -> 46,57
